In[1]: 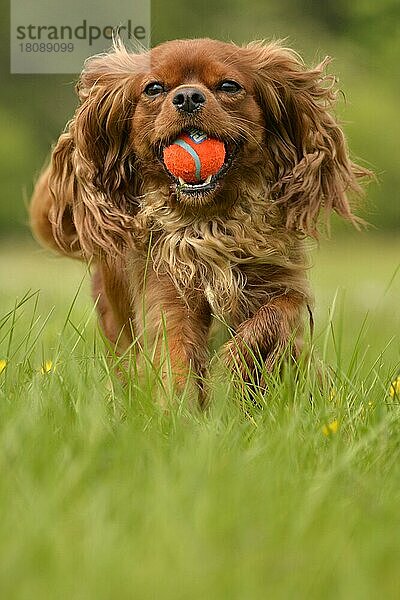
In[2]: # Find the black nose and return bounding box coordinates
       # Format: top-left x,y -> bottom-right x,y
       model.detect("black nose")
172,87 -> 206,113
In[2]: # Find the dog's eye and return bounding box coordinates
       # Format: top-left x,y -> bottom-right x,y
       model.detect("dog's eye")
144,82 -> 165,97
217,80 -> 242,94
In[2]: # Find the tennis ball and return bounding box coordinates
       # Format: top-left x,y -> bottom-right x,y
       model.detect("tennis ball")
163,129 -> 225,183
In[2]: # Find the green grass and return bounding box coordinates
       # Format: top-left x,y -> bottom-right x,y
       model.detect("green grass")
0,234 -> 400,599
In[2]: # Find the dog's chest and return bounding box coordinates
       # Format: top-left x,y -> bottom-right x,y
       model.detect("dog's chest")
152,222 -> 280,318
201,265 -> 267,319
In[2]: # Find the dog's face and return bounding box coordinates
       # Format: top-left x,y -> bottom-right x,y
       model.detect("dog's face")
131,39 -> 265,206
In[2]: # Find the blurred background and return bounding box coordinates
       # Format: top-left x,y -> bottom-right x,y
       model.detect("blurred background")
0,0 -> 399,363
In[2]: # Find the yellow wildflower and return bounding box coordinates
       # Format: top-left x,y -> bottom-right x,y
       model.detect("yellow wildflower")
389,377 -> 400,399
322,419 -> 339,436
0,359 -> 7,374
41,360 -> 54,374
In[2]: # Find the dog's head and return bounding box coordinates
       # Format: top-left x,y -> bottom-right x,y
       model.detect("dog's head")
130,39 -> 265,207
49,38 -> 368,256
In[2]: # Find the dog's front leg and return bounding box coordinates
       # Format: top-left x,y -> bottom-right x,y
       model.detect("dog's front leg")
223,292 -> 306,382
135,269 -> 212,405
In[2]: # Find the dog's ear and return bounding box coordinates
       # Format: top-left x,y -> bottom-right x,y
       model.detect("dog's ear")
49,43 -> 148,257
244,41 -> 370,236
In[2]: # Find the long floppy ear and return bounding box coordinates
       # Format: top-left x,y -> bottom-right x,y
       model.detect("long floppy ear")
244,41 -> 371,236
48,43 -> 148,257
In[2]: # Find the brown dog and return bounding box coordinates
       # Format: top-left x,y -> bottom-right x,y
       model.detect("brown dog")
30,38 -> 369,403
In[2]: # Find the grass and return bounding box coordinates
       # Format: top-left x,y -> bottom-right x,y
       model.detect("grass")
0,233 -> 400,599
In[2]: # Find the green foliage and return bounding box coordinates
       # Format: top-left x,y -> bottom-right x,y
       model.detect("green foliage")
0,236 -> 399,597
0,0 -> 399,235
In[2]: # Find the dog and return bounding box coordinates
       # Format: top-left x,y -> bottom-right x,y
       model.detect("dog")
30,38 -> 369,404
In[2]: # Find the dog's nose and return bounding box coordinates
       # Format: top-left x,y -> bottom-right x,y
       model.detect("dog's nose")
172,87 -> 206,113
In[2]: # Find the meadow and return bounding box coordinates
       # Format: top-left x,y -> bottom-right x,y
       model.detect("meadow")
0,233 -> 399,599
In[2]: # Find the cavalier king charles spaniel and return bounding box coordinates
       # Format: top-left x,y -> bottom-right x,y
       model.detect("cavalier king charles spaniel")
30,38 -> 369,404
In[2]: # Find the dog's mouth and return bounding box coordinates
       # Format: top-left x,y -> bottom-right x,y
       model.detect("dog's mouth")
156,129 -> 240,196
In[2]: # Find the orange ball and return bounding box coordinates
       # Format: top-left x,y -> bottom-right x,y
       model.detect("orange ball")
163,129 -> 225,183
